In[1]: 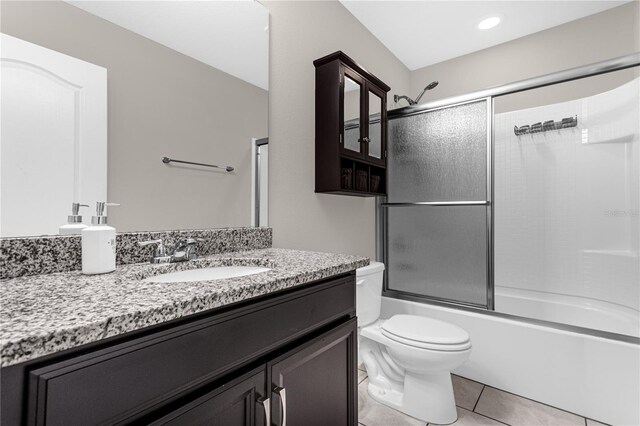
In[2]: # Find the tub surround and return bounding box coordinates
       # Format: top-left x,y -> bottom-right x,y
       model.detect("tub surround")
0,248 -> 368,367
0,227 -> 272,279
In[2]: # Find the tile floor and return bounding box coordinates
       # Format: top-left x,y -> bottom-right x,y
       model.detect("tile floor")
357,366 -> 609,426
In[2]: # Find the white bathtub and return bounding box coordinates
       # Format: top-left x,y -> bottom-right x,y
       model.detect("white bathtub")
381,296 -> 640,425
495,286 -> 640,338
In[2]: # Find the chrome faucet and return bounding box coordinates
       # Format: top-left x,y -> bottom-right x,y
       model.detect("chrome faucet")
171,238 -> 200,262
137,238 -> 201,264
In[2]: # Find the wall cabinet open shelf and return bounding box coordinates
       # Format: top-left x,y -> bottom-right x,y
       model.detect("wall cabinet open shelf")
314,51 -> 390,197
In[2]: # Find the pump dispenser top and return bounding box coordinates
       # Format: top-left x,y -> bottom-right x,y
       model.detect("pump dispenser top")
91,202 -> 119,225
69,202 -> 89,223
59,203 -> 89,235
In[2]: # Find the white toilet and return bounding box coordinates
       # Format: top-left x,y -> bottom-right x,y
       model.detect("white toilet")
357,262 -> 472,425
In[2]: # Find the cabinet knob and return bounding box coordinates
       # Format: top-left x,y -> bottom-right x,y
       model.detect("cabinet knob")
360,137 -> 370,144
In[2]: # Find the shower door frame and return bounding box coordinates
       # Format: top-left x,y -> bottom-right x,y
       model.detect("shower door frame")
376,52 -> 640,343
380,97 -> 494,310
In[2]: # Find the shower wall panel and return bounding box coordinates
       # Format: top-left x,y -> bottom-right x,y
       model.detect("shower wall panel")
494,77 -> 640,327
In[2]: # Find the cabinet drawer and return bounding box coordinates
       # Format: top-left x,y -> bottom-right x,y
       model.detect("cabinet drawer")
28,275 -> 355,425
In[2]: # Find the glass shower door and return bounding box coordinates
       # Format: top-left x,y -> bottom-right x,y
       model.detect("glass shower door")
384,100 -> 492,308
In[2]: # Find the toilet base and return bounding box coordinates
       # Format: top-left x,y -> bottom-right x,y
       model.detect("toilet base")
366,371 -> 458,425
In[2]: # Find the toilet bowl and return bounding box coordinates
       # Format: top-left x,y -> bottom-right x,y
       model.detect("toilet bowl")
357,262 -> 472,424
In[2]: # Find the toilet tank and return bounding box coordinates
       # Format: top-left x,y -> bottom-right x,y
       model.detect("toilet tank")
356,262 -> 385,327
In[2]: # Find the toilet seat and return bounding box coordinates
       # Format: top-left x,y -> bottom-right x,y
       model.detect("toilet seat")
381,315 -> 471,351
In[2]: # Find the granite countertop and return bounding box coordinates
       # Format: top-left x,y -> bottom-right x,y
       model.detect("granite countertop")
0,248 -> 369,367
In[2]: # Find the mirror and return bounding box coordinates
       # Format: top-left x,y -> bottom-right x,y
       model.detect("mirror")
368,90 -> 383,159
343,74 -> 362,154
0,0 -> 269,237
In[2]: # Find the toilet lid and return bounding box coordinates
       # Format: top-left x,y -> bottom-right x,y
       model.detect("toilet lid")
381,315 -> 471,351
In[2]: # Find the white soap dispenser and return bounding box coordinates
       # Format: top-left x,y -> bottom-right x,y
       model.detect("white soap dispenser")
82,201 -> 120,275
59,203 -> 89,235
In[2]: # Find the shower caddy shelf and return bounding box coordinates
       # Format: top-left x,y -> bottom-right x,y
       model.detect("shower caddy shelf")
314,51 -> 390,196
514,115 -> 578,136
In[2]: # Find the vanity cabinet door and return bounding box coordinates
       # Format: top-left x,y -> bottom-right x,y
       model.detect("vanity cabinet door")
151,368 -> 268,426
269,318 -> 357,426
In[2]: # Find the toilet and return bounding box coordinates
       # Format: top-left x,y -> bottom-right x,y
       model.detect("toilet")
357,262 -> 472,424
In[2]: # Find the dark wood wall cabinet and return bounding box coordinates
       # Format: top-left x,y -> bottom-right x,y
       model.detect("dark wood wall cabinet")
314,51 -> 391,196
1,274 -> 358,426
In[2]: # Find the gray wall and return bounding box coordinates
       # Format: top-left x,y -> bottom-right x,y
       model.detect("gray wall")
265,1 -> 411,259
407,2 -> 640,112
1,1 -> 268,232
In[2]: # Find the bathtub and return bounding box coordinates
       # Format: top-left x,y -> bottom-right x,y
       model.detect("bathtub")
381,296 -> 640,425
495,286 -> 640,338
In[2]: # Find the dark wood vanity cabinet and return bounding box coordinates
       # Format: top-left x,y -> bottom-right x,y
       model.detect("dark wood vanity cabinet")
1,274 -> 357,426
314,51 -> 390,196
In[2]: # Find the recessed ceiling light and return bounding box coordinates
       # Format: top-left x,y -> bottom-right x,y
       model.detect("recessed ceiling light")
478,16 -> 501,30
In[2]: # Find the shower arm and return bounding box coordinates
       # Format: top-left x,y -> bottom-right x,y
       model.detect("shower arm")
394,94 -> 416,105
394,81 -> 439,106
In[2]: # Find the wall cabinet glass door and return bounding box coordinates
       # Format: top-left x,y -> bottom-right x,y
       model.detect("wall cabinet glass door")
366,86 -> 386,166
342,71 -> 364,158
340,68 -> 387,166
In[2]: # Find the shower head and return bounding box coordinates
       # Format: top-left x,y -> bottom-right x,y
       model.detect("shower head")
393,81 -> 439,106
414,81 -> 439,104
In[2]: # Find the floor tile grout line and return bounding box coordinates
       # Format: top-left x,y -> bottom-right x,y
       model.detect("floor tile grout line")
481,384 -> 602,423
459,405 -> 511,426
472,384 -> 486,412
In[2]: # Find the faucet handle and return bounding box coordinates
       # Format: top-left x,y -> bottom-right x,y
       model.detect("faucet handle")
137,239 -> 166,257
174,238 -> 203,261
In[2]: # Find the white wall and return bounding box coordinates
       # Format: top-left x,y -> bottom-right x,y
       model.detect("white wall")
266,1 -> 411,259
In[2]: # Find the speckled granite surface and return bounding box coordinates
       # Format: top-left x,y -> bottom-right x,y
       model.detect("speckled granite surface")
0,248 -> 368,367
0,227 -> 272,279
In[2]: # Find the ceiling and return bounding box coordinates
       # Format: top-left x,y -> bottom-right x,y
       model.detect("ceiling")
67,0 -> 269,90
340,0 -> 631,71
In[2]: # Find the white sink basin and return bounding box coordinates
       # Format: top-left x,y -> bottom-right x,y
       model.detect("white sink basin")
143,266 -> 271,283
